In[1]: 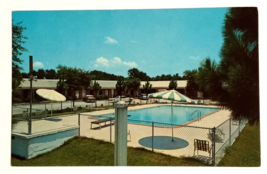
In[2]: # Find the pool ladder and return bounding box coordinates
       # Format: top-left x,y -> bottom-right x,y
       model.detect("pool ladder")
189,110 -> 201,121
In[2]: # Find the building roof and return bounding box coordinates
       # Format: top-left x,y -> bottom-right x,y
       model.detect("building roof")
20,78 -> 187,89
141,80 -> 187,89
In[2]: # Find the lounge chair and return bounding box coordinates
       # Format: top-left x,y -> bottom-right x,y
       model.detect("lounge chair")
194,139 -> 212,158
207,128 -> 225,142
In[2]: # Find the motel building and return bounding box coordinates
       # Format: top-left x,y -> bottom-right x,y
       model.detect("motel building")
18,78 -> 188,101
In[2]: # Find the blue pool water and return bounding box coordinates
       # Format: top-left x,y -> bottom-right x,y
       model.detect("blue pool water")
96,105 -> 219,126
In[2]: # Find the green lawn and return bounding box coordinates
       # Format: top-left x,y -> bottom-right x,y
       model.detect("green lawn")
218,123 -> 260,166
11,137 -> 207,166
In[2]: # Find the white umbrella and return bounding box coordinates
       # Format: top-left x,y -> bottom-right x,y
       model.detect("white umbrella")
148,89 -> 195,141
36,89 -> 66,117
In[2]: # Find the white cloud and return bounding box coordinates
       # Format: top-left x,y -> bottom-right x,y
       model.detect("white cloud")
105,36 -> 118,44
33,61 -> 44,68
112,57 -> 122,64
96,57 -> 109,67
189,56 -> 200,60
123,61 -> 137,68
93,57 -> 137,68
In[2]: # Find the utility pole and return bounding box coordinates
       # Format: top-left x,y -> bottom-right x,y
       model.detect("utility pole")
28,56 -> 33,134
28,56 -> 37,135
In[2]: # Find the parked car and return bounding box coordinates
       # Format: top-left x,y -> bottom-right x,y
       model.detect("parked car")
139,94 -> 149,100
82,95 -> 96,103
109,96 -> 121,103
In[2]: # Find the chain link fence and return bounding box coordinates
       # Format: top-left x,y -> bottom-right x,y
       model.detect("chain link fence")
80,113 -> 214,164
12,111 -> 79,135
11,104 -> 248,165
215,118 -> 248,164
79,112 -> 248,165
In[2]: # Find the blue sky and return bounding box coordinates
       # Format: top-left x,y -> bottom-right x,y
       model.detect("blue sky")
12,8 -> 228,77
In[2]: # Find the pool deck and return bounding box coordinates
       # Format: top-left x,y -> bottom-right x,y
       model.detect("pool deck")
12,103 -> 235,162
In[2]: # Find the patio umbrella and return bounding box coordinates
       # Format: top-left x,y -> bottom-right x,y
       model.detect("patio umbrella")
36,89 -> 66,117
148,89 -> 195,141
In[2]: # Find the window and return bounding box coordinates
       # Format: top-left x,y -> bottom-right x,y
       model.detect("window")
111,89 -> 114,97
105,90 -> 108,96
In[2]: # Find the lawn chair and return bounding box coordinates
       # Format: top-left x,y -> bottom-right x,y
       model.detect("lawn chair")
86,105 -> 91,110
216,128 -> 225,141
73,106 -> 77,113
194,139 -> 212,158
128,130 -> 131,142
22,110 -> 29,120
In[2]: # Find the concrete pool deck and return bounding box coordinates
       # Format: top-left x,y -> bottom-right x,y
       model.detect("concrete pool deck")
80,104 -> 234,160
12,103 -> 237,162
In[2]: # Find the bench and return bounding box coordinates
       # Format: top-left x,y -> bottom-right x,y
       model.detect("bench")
90,115 -> 131,129
90,117 -> 114,129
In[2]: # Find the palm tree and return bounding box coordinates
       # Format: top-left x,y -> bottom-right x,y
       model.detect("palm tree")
218,7 -> 259,124
196,58 -> 221,99
116,76 -> 125,96
131,78 -> 141,97
143,80 -> 152,104
183,70 -> 199,98
168,79 -> 177,90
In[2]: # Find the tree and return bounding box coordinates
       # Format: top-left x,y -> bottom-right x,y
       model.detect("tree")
57,65 -> 82,107
45,69 -> 57,79
128,68 -> 150,81
79,70 -> 92,95
122,78 -> 130,96
196,58 -> 221,98
91,80 -> 102,107
143,80 -> 152,104
12,21 -> 27,101
168,79 -> 177,90
12,21 -> 27,79
218,7 -> 259,124
131,78 -> 141,97
116,76 -> 125,96
183,70 -> 199,98
56,79 -> 68,94
36,69 -> 46,79
90,70 -> 118,80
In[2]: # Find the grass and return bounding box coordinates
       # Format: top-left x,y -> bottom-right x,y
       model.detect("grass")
218,123 -> 260,166
11,136 -> 207,166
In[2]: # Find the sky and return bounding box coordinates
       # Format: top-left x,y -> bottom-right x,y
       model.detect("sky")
12,8 -> 228,77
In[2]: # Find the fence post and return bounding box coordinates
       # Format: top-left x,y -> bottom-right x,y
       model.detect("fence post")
78,113 -> 80,136
212,127 -> 216,166
110,117 -> 112,143
152,122 -> 154,152
229,118 -> 231,146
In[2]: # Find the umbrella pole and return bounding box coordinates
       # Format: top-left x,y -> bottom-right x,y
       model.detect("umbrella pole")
171,100 -> 174,142
51,102 -> 52,117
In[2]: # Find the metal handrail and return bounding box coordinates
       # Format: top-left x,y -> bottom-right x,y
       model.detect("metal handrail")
189,110 -> 201,121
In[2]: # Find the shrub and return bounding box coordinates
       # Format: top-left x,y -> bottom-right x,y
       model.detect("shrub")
95,95 -> 109,100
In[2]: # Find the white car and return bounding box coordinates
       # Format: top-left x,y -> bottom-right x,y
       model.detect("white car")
139,94 -> 149,100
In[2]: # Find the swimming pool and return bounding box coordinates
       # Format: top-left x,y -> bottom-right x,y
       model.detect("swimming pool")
96,105 -> 219,126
